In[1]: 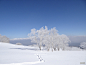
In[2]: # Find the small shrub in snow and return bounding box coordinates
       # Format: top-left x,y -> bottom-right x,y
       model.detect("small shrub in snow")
80,42 -> 86,50
16,43 -> 22,45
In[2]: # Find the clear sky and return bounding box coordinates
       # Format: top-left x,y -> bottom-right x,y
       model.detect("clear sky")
0,0 -> 86,39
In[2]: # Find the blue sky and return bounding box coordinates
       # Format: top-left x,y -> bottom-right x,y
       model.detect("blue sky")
0,0 -> 86,39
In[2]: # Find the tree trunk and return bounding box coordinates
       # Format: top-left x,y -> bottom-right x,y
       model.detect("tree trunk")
39,46 -> 41,50
58,48 -> 59,51
54,48 -> 56,51
47,48 -> 49,51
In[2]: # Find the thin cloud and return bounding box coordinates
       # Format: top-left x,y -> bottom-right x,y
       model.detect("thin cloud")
68,36 -> 86,43
10,38 -> 30,40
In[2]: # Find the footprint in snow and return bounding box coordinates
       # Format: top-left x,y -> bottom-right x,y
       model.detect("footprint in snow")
36,54 -> 45,62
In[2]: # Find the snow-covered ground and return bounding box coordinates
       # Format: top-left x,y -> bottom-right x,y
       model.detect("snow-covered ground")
0,42 -> 86,65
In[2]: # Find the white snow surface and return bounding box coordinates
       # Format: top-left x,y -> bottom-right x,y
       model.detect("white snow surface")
0,42 -> 86,65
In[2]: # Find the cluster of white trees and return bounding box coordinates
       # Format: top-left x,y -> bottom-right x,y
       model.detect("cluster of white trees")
0,34 -> 9,43
28,26 -> 70,51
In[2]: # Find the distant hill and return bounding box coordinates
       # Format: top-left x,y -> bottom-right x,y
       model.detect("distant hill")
10,39 -> 36,46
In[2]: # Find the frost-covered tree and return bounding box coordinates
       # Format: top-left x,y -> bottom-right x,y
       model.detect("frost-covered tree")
58,34 -> 70,51
28,26 -> 50,50
49,27 -> 59,51
37,27 -> 45,50
0,34 -> 9,43
80,42 -> 86,49
40,26 -> 50,50
28,28 -> 39,48
43,35 -> 49,51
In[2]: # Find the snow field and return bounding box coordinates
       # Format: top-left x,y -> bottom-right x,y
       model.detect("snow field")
0,42 -> 86,65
